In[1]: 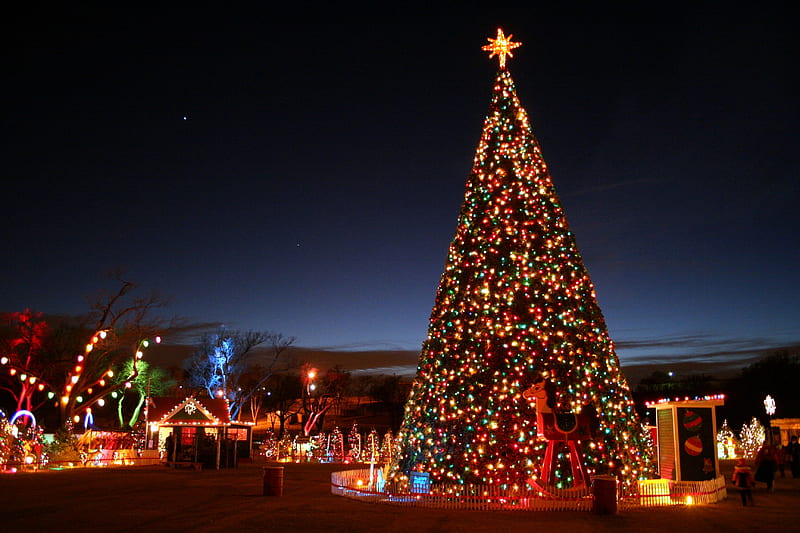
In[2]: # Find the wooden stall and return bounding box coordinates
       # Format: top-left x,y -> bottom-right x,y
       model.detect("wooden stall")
648,396 -> 725,481
147,396 -> 253,470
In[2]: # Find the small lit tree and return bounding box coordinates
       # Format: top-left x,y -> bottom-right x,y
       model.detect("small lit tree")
348,422 -> 362,461
0,412 -> 48,470
739,417 -> 765,458
381,429 -> 395,464
327,426 -> 344,462
0,415 -> 15,467
365,429 -> 380,463
717,419 -> 739,459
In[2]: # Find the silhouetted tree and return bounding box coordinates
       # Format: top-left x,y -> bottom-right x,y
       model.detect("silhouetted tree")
261,372 -> 303,437
301,364 -> 349,436
724,350 -> 800,429
633,371 -> 721,422
367,375 -> 408,431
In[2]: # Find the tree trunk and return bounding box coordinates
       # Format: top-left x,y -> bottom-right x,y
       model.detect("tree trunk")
127,393 -> 146,427
117,394 -> 126,428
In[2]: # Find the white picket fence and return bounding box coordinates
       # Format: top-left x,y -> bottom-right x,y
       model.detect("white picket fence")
331,468 -> 726,512
332,468 -> 593,511
624,476 -> 727,508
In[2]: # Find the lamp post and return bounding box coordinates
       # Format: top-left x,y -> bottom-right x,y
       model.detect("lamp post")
306,369 -> 316,395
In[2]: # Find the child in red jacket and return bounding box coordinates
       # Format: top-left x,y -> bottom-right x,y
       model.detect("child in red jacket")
732,458 -> 755,506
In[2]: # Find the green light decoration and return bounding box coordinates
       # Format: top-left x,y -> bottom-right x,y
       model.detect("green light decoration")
387,29 -> 656,493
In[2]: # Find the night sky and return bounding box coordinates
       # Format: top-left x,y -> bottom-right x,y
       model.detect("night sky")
3,6 -> 798,378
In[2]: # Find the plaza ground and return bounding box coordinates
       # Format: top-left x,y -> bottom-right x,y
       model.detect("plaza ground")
1,460 -> 798,532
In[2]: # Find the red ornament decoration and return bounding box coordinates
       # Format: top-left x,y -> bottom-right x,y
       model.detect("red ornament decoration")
684,435 -> 703,456
682,410 -> 703,432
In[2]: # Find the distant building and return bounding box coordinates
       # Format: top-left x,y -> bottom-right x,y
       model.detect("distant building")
771,418 -> 800,445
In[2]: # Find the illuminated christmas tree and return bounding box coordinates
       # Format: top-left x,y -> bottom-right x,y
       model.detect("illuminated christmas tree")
716,419 -> 739,459
348,422 -> 362,461
381,429 -> 394,463
739,417 -> 765,459
389,29 -> 655,491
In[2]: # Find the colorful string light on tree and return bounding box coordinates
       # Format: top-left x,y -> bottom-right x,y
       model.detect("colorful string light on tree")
348,422 -> 362,461
388,29 -> 655,493
738,417 -> 765,458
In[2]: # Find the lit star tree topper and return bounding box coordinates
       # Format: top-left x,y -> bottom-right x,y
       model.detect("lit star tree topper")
482,28 -> 521,68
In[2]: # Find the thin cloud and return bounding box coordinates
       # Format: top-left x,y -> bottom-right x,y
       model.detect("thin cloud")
309,340 -> 421,352
615,332 -> 800,368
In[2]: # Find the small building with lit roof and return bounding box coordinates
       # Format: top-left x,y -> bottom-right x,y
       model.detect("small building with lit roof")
146,396 -> 253,469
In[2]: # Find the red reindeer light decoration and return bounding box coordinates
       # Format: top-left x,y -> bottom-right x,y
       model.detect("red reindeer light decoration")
522,378 -> 596,488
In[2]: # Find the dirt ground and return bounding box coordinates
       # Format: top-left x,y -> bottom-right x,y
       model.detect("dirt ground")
1,460 -> 798,533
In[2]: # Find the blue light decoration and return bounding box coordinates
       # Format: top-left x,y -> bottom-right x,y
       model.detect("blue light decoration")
84,410 -> 95,430
10,409 -> 37,427
409,471 -> 431,494
374,468 -> 386,492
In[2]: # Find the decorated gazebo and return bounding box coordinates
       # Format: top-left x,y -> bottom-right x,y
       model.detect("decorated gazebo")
146,396 -> 253,470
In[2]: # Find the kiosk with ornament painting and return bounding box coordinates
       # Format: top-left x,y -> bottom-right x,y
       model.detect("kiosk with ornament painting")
646,396 -> 725,482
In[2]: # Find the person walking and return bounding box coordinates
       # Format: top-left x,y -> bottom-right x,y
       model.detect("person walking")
777,444 -> 789,477
786,435 -> 800,478
732,458 -> 755,506
164,432 -> 175,463
755,443 -> 778,492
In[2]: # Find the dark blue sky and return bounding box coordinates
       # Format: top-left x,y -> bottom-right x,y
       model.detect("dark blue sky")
3,6 -> 798,376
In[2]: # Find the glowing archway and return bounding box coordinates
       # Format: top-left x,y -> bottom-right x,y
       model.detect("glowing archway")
10,409 -> 37,427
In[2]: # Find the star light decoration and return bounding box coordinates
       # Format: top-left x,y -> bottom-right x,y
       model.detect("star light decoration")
482,28 -> 521,68
764,395 -> 776,416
